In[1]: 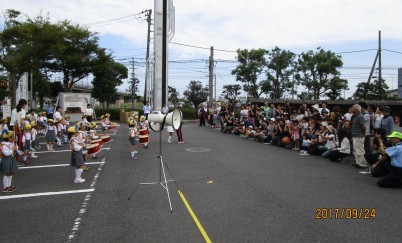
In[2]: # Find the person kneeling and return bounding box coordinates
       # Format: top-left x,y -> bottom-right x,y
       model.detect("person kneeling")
370,131 -> 402,188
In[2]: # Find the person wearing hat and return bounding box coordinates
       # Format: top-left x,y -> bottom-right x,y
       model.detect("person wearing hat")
21,123 -> 38,164
128,117 -> 139,160
45,119 -> 57,151
379,106 -> 394,135
1,117 -> 9,140
1,131 -> 19,192
30,121 -> 40,150
100,115 -> 108,135
62,116 -> 71,144
370,131 -> 402,188
69,126 -> 86,184
139,115 -> 150,148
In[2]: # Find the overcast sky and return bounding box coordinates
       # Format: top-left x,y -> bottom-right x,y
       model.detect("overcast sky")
2,0 -> 402,99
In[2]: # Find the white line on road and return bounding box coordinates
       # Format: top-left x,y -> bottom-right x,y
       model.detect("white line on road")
0,189 -> 95,200
67,156 -> 108,242
34,148 -> 111,154
19,162 -> 105,169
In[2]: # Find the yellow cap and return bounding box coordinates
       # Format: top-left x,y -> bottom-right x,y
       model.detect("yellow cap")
90,122 -> 97,128
48,119 -> 54,123
2,131 -> 14,139
24,124 -> 31,130
68,126 -> 76,133
30,121 -> 36,127
387,131 -> 402,140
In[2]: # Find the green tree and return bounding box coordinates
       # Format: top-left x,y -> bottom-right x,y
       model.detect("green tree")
32,70 -> 50,110
0,10 -> 35,106
46,20 -> 99,91
50,81 -> 64,98
127,76 -> 140,109
168,85 -> 179,105
353,79 -> 388,100
222,84 -> 241,104
266,47 -> 296,99
231,48 -> 268,99
183,80 -> 208,108
91,49 -> 127,108
324,77 -> 348,100
295,48 -> 345,100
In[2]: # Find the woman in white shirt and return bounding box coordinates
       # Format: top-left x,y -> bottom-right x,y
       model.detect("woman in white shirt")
374,108 -> 384,129
327,128 -> 351,162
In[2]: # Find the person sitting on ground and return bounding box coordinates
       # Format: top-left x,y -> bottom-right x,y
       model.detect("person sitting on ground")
232,118 -> 242,135
271,119 -> 286,146
370,131 -> 402,188
263,118 -> 277,144
299,133 -> 311,155
222,113 -> 234,133
327,127 -> 351,162
320,125 -> 338,158
256,120 -> 269,142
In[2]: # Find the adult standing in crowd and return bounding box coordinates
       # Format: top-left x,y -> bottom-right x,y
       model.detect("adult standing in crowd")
84,104 -> 94,122
162,103 -> 169,115
262,102 -> 270,120
45,101 -> 54,119
379,106 -> 393,135
143,101 -> 152,120
27,110 -> 38,122
219,102 -> 227,132
321,102 -> 330,115
359,101 -> 372,154
350,104 -> 368,169
53,106 -> 63,123
198,104 -> 207,127
370,131 -> 402,188
10,99 -> 28,148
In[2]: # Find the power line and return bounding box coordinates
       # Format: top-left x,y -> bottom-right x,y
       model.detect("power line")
170,42 -> 237,53
383,49 -> 402,55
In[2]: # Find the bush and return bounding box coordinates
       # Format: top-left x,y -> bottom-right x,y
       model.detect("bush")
180,107 -> 198,119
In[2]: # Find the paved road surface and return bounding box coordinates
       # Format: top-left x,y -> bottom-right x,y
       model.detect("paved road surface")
1,123 -> 401,242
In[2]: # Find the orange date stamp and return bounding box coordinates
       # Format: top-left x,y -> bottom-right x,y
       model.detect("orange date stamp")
315,208 -> 376,219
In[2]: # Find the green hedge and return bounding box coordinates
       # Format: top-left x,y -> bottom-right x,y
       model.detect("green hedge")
180,107 -> 198,119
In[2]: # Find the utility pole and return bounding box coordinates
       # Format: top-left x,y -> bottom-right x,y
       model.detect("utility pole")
378,30 -> 382,99
144,9 -> 152,104
131,57 -> 136,109
214,73 -> 217,101
209,46 -> 214,104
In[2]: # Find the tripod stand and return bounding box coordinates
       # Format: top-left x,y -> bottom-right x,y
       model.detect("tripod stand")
140,129 -> 174,212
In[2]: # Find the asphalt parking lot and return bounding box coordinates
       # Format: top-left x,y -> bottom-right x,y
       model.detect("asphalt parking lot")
1,123 -> 401,242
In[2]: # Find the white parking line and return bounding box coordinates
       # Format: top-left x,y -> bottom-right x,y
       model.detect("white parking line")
0,189 -> 95,200
34,148 -> 111,154
19,162 -> 105,169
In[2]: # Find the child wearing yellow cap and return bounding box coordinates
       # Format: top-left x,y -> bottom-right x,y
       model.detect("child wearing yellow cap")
1,131 -> 19,192
45,119 -> 57,151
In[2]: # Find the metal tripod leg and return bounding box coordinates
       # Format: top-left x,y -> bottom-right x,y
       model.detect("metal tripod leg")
140,156 -> 173,211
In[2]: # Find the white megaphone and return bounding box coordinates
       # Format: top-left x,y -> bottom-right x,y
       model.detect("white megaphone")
148,109 -> 182,132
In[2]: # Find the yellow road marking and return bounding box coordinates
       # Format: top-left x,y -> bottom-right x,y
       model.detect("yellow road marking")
178,190 -> 212,243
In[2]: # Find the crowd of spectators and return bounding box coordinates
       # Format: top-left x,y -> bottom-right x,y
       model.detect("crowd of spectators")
200,101 -> 402,188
